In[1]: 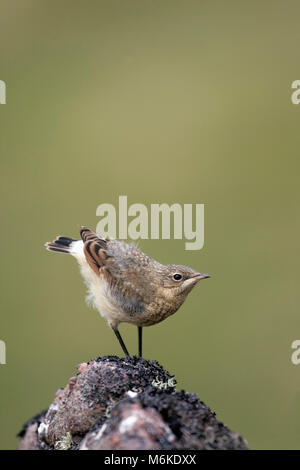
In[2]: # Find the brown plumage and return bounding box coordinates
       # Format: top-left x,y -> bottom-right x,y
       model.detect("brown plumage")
45,227 -> 210,357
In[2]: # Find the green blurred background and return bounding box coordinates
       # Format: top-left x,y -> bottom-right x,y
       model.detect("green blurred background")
1,0 -> 300,450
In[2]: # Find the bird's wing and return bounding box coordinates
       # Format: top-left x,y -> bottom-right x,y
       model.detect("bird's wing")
80,226 -> 109,276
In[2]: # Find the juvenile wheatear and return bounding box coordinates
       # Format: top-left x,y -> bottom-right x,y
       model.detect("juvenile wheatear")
45,227 -> 210,357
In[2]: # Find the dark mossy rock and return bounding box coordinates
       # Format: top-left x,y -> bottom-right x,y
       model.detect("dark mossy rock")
18,356 -> 248,450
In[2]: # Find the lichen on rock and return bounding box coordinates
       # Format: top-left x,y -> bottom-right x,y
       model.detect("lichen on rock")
18,356 -> 248,450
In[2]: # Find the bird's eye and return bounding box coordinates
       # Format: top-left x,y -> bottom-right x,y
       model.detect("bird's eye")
173,273 -> 182,281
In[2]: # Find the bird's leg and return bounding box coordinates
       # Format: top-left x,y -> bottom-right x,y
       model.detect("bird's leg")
112,327 -> 130,357
138,326 -> 143,358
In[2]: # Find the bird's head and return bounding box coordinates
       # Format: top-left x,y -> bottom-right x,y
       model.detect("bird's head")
159,264 -> 211,300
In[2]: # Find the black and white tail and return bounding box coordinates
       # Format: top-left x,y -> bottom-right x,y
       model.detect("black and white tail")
45,236 -> 77,254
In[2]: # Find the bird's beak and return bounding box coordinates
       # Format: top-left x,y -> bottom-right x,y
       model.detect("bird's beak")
193,273 -> 211,281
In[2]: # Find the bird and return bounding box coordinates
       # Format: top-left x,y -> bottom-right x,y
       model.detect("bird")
45,227 -> 210,358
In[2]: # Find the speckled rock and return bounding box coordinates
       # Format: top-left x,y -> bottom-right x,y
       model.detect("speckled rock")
18,356 -> 248,450
79,401 -> 176,450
